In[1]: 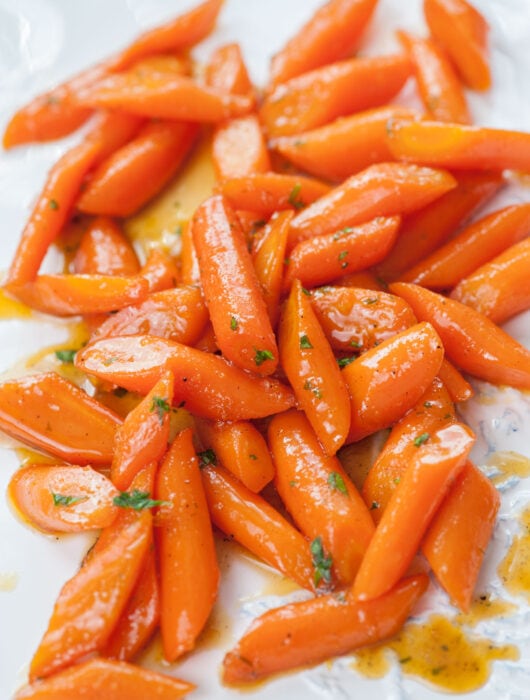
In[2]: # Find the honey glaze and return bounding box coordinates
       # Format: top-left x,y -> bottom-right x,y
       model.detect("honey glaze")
486,450 -> 530,487
0,287 -> 32,320
498,505 -> 530,601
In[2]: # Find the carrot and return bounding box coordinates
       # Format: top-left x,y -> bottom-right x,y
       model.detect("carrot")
0,372 -> 121,465
374,170 -> 504,281
402,203 -> 530,289
77,121 -> 199,217
352,422 -> 474,601
389,282 -> 530,389
156,428 -> 219,661
222,573 -> 428,683
85,111 -> 146,165
437,358 -> 474,403
422,460 -> 500,612
271,106 -> 420,181
29,511 -> 151,680
212,115 -> 271,180
180,221 -> 202,285
278,280 -> 351,455
261,54 -> 412,137
269,409 -> 374,586
336,269 -> 385,290
75,335 -> 295,420
205,42 -> 255,98
450,236 -> 530,324
192,194 -> 278,376
72,216 -> 140,275
15,658 -> 194,700
397,30 -> 470,124
284,215 -> 401,290
309,285 -> 416,353
287,162 -> 456,248
386,118 -> 530,171
8,464 -> 119,534
139,249 -> 179,293
342,322 -> 445,443
424,0 -> 491,91
196,419 -> 275,493
201,464 -> 315,590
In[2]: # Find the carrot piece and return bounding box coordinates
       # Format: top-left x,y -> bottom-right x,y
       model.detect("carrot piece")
111,370 -> 174,491
437,358 -> 474,403
212,115 -> 271,180
201,464 -> 314,590
278,280 -> 351,455
260,54 -> 412,137
268,0 -> 378,89
402,203 -> 530,289
139,249 -> 179,293
336,270 -> 384,290
219,172 -> 331,217
450,236 -> 530,324
73,217 -> 140,275
205,42 -> 255,97
271,106 -> 420,181
75,335 -> 295,421
284,215 -> 401,290
0,372 -> 120,465
374,170 -> 504,281
342,322 -> 445,442
196,419 -> 275,493
180,222 -> 201,285
352,422 -> 474,601
269,409 -> 374,586
156,428 -> 219,661
252,211 -> 292,327
192,195 -> 278,376
91,286 -> 208,346
386,118 -> 530,171
309,285 -> 416,353
422,460 -> 500,612
8,464 -> 119,534
287,162 -> 456,248
78,121 -> 199,217
85,111 -> 146,165
397,30 -> 469,124
29,511 -> 152,680
222,573 -> 428,683
389,282 -> 530,389
424,0 -> 491,91
15,658 -> 194,700
361,377 -> 456,521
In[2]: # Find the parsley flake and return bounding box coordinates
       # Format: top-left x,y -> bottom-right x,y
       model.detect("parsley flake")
150,396 -> 170,424
230,316 -> 239,331
51,492 -> 86,507
328,471 -> 348,495
198,448 -> 217,468
337,356 -> 355,368
254,348 -> 275,366
288,183 -> 305,210
414,432 -> 430,447
55,349 -> 76,363
248,453 -> 257,460
299,334 -> 313,349
49,199 -> 59,210
113,489 -> 168,511
311,536 -> 333,587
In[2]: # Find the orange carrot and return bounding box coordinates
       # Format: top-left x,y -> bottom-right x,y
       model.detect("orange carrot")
85,111 -> 146,165
205,42 -> 255,98
437,358 -> 474,403
73,216 -> 140,275
212,115 -> 271,180
139,249 -> 179,293
180,221 -> 201,285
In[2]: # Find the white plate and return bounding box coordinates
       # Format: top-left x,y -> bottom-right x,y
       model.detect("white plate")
1,1 -> 530,698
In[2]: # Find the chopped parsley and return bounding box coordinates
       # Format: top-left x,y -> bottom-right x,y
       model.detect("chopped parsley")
338,250 -> 349,268
55,349 -> 76,363
230,316 -> 239,331
49,199 -> 59,210
299,334 -> 313,349
311,536 -> 333,587
288,183 -> 305,210
413,432 -> 430,447
328,471 -> 348,495
51,492 -> 86,507
198,448 -> 217,468
370,501 -> 380,510
113,489 -> 168,511
303,379 -> 322,399
337,356 -> 356,368
254,348 -> 275,366
248,453 -> 257,460
150,396 -> 170,424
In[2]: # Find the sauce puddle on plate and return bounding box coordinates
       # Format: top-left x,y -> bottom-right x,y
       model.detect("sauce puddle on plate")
498,504 -> 530,601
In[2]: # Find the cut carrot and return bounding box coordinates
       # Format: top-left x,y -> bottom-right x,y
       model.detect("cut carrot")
139,249 -> 179,293
205,42 -> 255,98
73,216 -> 140,275
180,221 -> 201,285
212,115 -> 271,180
437,358 -> 474,403
85,111 -> 146,165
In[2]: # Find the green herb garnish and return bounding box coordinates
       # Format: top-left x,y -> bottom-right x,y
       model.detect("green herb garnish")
311,536 -> 333,587
413,432 -> 430,447
55,349 -> 76,363
51,493 -> 86,507
113,489 -> 168,511
150,396 -> 170,425
328,471 -> 348,495
299,334 -> 313,349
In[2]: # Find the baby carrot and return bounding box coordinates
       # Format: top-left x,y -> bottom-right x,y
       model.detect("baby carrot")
180,222 -> 201,285
205,42 -> 255,98
212,115 -> 271,180
73,217 -> 140,275
138,249 -> 179,293
437,358 -> 474,403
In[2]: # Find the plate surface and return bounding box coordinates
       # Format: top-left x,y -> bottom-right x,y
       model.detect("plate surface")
1,1 -> 530,698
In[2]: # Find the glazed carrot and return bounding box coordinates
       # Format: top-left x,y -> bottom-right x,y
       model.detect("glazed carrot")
389,282 -> 530,389
424,0 -> 491,90
287,162 -> 456,248
91,286 -> 208,345
0,372 -> 120,465
342,322 -> 445,442
269,409 -> 374,586
75,335 -> 295,420
73,217 -> 140,275
192,195 -> 278,376
223,573 -> 428,683
261,54 -> 412,137
212,115 -> 271,180
397,30 -> 469,124
268,0 -> 378,89
386,118 -> 530,171
139,249 -> 179,293
437,358 -> 474,403
111,370 -> 174,491
309,285 -> 416,353
422,460 -> 500,612
180,222 -> 201,285
374,170 -> 504,281
29,511 -> 151,680
219,172 -> 330,217
85,111 -> 146,165
361,377 -> 456,521
205,43 -> 255,98
252,211 -> 292,327
271,106 -> 419,181
124,54 -> 193,79
278,280 -> 351,454
9,464 -> 119,534
336,270 -> 384,290
402,203 -> 530,289
201,464 -> 314,590
78,121 -> 199,217
284,215 -> 401,290
15,658 -> 194,700
450,236 -> 530,324
196,419 -> 275,493
352,422 -> 474,601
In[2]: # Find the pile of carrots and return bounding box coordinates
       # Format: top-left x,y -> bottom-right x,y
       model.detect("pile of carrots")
2,0 -> 530,696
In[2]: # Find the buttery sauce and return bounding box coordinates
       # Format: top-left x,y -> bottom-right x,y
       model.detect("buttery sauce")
338,430 -> 389,491
456,593 -> 518,626
498,505 -> 530,601
486,450 -> 530,487
0,287 -> 32,320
